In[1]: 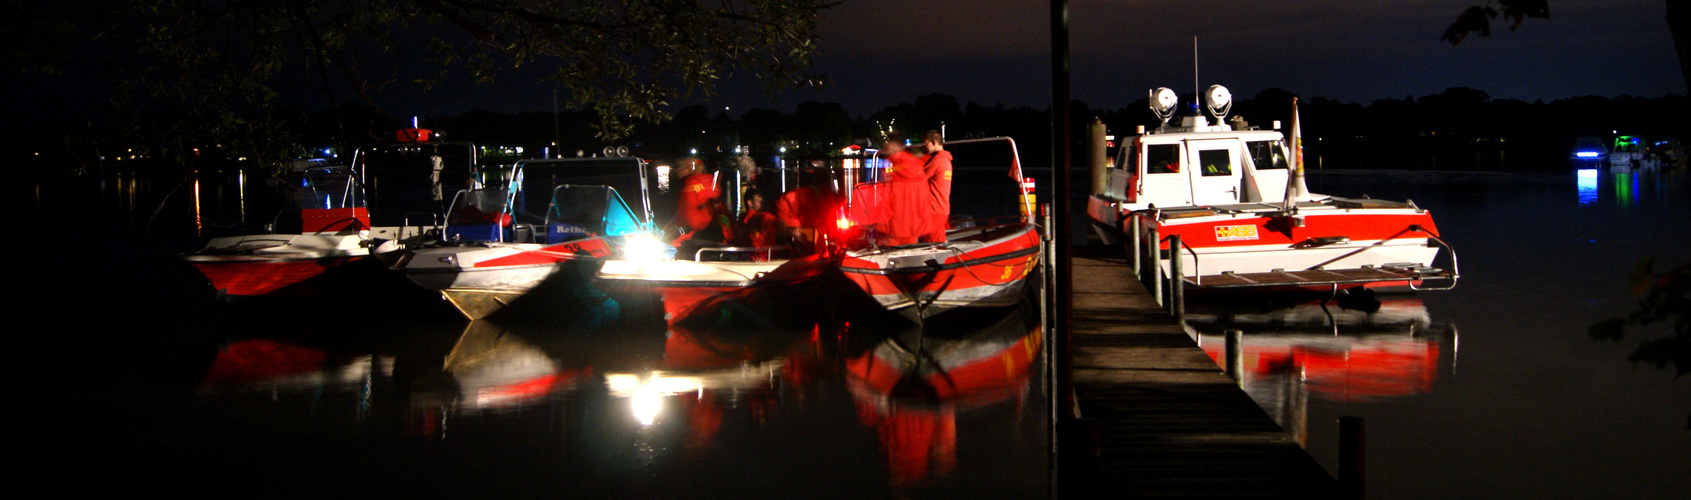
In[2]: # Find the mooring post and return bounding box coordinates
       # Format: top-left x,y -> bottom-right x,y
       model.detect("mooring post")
1225,329 -> 1243,384
1340,416 -> 1366,500
1169,234 -> 1184,322
1128,216 -> 1140,275
1146,226 -> 1161,306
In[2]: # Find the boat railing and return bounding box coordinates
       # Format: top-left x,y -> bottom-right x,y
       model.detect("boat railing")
1164,233 -> 1201,286
1408,225 -> 1460,291
692,245 -> 791,262
401,212 -> 444,244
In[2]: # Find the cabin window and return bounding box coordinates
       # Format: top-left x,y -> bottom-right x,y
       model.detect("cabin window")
1246,140 -> 1288,170
1197,149 -> 1232,176
1117,143 -> 1138,171
1146,144 -> 1180,174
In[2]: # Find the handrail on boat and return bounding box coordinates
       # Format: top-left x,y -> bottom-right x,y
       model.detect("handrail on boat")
693,245 -> 790,262
1409,224 -> 1461,291
1160,233 -> 1201,286
400,212 -> 443,245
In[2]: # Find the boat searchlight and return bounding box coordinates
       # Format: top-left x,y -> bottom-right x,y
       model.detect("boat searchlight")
1150,87 -> 1179,124
1203,85 -> 1232,121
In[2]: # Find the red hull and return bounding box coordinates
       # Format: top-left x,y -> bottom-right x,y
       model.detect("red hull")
191,256 -> 364,297
838,224 -> 1042,316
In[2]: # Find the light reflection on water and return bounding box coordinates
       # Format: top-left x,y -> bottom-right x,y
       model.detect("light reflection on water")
1189,294 -> 1452,447
175,271 -> 1049,497
19,166 -> 1052,497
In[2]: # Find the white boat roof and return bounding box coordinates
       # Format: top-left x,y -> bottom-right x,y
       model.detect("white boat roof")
1136,126 -> 1284,143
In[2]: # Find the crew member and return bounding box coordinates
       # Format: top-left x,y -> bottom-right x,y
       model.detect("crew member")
673,158 -> 721,235
919,130 -> 953,243
880,133 -> 928,246
733,188 -> 779,249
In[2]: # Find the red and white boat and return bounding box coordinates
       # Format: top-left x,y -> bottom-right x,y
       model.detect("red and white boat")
1086,87 -> 1458,292
391,174 -> 669,320
183,166 -> 385,297
833,137 -> 1045,320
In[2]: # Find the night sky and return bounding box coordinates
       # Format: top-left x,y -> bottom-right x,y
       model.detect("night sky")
711,0 -> 1685,116
5,0 -> 1684,123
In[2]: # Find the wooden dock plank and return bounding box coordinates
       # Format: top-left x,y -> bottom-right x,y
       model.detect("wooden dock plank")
1068,250 -> 1337,499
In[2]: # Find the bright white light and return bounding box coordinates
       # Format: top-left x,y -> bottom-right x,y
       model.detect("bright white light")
621,233 -> 670,262
1577,169 -> 1599,179
631,386 -> 661,426
1575,152 -> 1600,158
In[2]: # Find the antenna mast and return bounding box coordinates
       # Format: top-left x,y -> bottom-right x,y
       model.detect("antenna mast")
1193,37 -> 1199,109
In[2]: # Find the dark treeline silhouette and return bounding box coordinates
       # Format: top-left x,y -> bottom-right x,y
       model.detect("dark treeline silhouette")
12,88 -> 1684,175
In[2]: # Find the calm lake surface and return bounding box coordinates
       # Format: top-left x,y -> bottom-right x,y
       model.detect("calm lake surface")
1201,167 -> 1691,499
14,164 -> 1689,498
16,166 -> 1053,498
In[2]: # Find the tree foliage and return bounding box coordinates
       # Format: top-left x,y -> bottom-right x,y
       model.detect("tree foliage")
1441,0 -> 1550,46
98,0 -> 834,169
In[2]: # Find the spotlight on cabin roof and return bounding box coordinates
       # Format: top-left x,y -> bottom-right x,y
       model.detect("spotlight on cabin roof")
1150,87 -> 1179,124
1204,85 -> 1232,121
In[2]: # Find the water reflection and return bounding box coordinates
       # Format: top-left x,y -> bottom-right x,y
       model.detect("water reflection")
845,309 -> 1043,487
1574,166 -> 1679,208
180,269 -> 1048,496
1577,168 -> 1599,206
1187,293 -> 1453,445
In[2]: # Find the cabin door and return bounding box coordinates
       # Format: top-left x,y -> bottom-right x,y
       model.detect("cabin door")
1185,139 -> 1242,205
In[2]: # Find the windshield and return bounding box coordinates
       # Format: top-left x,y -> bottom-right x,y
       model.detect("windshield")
512,158 -> 650,225
301,167 -> 365,209
544,185 -> 643,243
1247,140 -> 1289,170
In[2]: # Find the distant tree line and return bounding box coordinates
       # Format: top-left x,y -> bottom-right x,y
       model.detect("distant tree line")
11,87 -> 1685,175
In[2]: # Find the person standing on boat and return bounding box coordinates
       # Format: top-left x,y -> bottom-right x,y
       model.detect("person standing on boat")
919,130 -> 953,243
673,158 -> 721,236
881,133 -> 928,246
776,165 -> 837,254
733,188 -> 779,249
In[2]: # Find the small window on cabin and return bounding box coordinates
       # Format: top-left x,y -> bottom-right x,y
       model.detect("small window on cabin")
1116,143 -> 1138,171
1198,149 -> 1232,176
1145,144 -> 1180,174
1246,141 -> 1288,170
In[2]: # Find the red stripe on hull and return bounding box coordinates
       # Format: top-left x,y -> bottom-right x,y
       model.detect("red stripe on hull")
1157,211 -> 1439,250
192,256 -> 364,296
839,226 -> 1041,310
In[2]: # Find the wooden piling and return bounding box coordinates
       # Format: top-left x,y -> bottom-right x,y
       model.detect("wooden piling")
1226,329 -> 1244,384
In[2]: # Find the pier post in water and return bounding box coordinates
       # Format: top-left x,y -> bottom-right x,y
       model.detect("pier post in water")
1340,416 -> 1366,499
1146,226 -> 1161,306
1128,216 -> 1141,274
1225,329 -> 1243,384
1169,234 -> 1184,323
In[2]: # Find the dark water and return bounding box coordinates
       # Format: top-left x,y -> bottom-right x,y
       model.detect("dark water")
17,165 -> 1689,498
1190,167 -> 1691,499
14,169 -> 1051,498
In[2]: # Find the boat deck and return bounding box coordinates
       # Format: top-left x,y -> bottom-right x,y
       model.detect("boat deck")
1069,248 -> 1338,498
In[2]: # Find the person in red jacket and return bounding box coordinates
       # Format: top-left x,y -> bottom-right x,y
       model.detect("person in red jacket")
733,188 -> 779,249
673,158 -> 722,234
880,134 -> 928,246
919,130 -> 953,243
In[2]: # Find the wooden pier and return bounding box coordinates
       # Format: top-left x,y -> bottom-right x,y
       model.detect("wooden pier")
1066,247 -> 1339,498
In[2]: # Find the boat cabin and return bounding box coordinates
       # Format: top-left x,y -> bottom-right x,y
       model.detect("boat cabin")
1100,86 -> 1295,210
1103,122 -> 1292,209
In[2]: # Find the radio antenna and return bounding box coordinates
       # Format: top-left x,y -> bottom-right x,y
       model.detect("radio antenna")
1192,37 -> 1199,110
